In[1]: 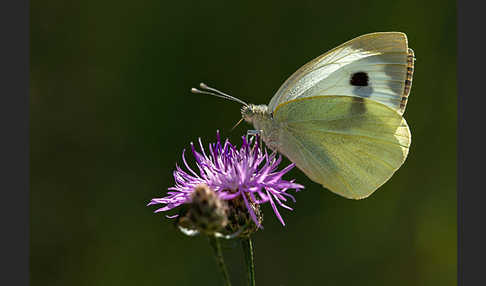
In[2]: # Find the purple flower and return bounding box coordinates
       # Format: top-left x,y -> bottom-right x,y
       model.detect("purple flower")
148,131 -> 304,227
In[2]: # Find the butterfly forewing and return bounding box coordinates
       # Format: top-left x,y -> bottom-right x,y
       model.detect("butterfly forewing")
268,32 -> 414,115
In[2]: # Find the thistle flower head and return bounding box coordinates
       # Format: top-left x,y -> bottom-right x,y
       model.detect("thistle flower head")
148,131 -> 304,233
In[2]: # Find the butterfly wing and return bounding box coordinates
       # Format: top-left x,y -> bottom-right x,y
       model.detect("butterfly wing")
268,32 -> 414,115
273,96 -> 410,199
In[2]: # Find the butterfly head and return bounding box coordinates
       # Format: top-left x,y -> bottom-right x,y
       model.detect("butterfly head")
241,104 -> 270,124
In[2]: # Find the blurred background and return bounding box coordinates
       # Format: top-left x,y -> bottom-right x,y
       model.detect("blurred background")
30,0 -> 456,285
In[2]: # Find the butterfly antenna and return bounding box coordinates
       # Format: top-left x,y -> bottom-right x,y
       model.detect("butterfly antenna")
191,82 -> 248,106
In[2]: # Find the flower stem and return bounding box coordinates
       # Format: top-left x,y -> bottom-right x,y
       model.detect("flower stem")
241,237 -> 255,286
208,235 -> 232,286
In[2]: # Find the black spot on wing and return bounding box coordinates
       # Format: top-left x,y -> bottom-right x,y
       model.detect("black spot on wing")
350,71 -> 373,98
350,72 -> 369,86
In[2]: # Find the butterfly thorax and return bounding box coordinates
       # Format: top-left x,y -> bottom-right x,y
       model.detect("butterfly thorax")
241,104 -> 281,151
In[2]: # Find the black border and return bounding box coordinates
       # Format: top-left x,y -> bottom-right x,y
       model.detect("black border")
1,1 -> 29,285
458,1 -> 484,285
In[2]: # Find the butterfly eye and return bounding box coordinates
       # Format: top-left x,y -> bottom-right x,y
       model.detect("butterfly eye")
350,71 -> 369,87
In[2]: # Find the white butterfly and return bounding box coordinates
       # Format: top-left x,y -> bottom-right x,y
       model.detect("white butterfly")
193,32 -> 414,199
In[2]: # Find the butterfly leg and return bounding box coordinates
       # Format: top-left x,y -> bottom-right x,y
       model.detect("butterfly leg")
246,129 -> 263,149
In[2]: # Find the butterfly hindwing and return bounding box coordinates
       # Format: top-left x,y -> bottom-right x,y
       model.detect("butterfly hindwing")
273,95 -> 411,199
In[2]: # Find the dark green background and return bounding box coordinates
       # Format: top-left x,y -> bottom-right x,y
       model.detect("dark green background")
31,0 -> 456,285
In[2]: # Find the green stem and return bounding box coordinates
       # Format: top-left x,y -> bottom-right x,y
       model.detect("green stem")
241,237 -> 255,286
208,235 -> 232,286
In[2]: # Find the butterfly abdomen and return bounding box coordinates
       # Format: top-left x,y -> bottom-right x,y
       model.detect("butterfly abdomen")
400,48 -> 415,113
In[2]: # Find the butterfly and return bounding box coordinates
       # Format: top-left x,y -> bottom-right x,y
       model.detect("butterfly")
192,32 -> 414,199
